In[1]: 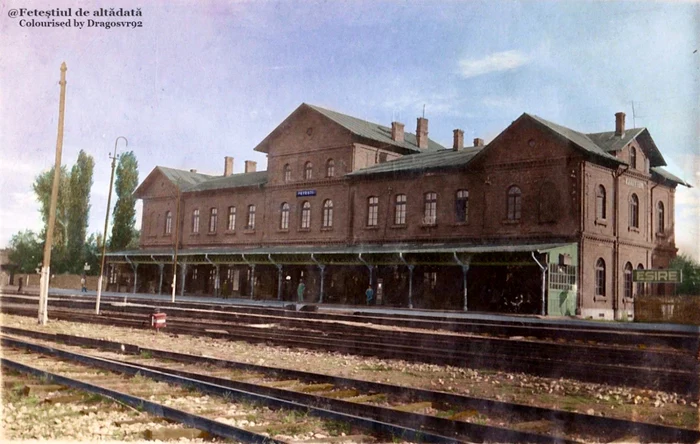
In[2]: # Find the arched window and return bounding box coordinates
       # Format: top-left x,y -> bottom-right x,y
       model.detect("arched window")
304,161 -> 313,180
595,258 -> 606,297
300,201 -> 311,229
209,208 -> 218,233
246,205 -> 256,230
455,190 -> 469,223
283,164 -> 291,183
367,196 -> 379,226
280,202 -> 290,230
227,206 -> 236,231
322,199 -> 333,228
636,263 -> 645,297
423,192 -> 437,225
394,194 -> 407,225
596,185 -> 607,220
192,209 -> 200,233
657,201 -> 665,233
629,194 -> 639,228
326,159 -> 335,178
624,262 -> 633,299
165,211 -> 172,235
507,186 -> 522,221
630,147 -> 637,169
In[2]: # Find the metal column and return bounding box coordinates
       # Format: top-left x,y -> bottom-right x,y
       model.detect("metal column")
532,252 -> 547,316
268,254 -> 283,301
249,265 -> 256,300
133,264 -> 138,295
157,263 -> 164,296
453,253 -> 472,312
311,254 -> 325,303
399,252 -> 414,309
214,265 -> 220,298
180,263 -> 188,297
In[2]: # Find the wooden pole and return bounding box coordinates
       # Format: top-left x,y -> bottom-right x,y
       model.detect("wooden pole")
38,62 -> 67,325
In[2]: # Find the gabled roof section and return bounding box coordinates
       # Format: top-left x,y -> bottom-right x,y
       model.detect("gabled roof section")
349,147 -> 482,177
134,166 -> 214,198
254,103 -> 445,154
525,114 -> 624,164
587,128 -> 666,167
185,171 -> 268,192
651,167 -> 692,187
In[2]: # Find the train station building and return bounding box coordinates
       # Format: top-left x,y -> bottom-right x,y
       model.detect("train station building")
106,103 -> 689,320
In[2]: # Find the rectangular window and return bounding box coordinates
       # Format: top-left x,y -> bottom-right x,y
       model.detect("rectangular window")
548,263 -> 577,291
209,208 -> 218,233
424,192 -> 437,225
394,194 -> 406,225
367,196 -> 379,226
192,209 -> 200,233
247,204 -> 256,230
227,206 -> 236,231
455,190 -> 468,223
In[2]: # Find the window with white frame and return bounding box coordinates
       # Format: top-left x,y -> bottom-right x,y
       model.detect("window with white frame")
394,194 -> 406,225
423,192 -> 437,225
280,202 -> 290,230
322,199 -> 333,228
246,204 -> 256,230
367,196 -> 379,227
227,206 -> 236,231
300,201 -> 311,229
192,209 -> 200,233
209,207 -> 217,233
455,190 -> 468,223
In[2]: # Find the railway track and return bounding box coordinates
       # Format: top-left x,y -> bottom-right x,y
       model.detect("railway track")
2,299 -> 698,396
4,329 -> 699,443
4,293 -> 698,351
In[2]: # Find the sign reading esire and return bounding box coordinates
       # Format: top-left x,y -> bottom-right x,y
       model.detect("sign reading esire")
296,190 -> 316,197
633,269 -> 682,283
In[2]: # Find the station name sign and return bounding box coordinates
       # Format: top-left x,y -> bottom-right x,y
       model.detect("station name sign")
633,269 -> 682,283
296,190 -> 316,197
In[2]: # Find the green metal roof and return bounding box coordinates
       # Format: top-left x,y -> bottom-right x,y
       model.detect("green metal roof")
107,242 -> 572,260
349,146 -> 482,177
586,128 -> 646,153
651,167 -> 692,187
185,171 -> 268,192
307,104 -> 445,152
157,166 -> 214,188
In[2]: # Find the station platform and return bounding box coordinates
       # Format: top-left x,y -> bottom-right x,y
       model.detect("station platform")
2,285 -> 698,334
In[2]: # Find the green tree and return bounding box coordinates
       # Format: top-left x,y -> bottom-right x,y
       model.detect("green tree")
66,150 -> 95,273
671,254 -> 700,295
83,232 -> 102,276
33,165 -> 70,248
7,230 -> 43,274
110,151 -> 139,251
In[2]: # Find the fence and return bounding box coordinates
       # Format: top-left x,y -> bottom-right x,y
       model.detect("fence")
634,295 -> 700,325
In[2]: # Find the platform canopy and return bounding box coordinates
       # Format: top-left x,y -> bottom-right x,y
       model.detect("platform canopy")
106,242 -> 575,266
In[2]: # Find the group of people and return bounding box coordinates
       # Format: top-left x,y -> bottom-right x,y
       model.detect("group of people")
296,280 -> 375,305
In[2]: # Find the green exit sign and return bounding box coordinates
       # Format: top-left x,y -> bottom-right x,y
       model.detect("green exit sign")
633,269 -> 683,283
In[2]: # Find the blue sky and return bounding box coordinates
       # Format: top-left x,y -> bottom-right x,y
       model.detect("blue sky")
1,0 -> 698,258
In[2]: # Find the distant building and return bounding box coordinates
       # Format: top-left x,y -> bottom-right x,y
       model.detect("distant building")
107,104 -> 689,320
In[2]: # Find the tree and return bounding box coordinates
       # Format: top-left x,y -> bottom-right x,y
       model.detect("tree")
7,230 -> 43,274
33,165 -> 70,248
66,150 -> 94,273
671,254 -> 700,296
110,151 -> 139,251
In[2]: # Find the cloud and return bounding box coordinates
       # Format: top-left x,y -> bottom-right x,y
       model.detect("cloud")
458,50 -> 531,79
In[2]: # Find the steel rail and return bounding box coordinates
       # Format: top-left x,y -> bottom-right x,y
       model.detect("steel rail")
5,326 -> 695,443
1,358 -> 281,443
1,336 -> 463,444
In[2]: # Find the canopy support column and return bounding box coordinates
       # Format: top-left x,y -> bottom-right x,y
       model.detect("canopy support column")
311,254 -> 325,303
532,252 -> 547,316
180,262 -> 188,298
205,254 -> 220,297
151,256 -> 164,296
242,254 -> 255,300
358,253 -> 374,287
453,253 -> 472,312
399,252 -> 414,309
268,254 -> 283,301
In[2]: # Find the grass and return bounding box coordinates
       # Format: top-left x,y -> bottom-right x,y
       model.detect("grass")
139,350 -> 153,359
325,420 -> 352,436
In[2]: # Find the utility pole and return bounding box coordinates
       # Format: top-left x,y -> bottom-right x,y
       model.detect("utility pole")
38,62 -> 67,326
171,186 -> 181,302
95,136 -> 127,314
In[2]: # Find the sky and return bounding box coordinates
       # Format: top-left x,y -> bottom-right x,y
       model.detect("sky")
1,0 -> 699,260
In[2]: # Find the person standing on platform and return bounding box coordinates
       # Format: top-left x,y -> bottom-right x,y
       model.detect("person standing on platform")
80,275 -> 87,293
297,280 -> 305,302
365,285 -> 374,305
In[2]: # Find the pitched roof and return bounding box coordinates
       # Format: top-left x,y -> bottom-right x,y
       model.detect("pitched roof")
526,114 -> 623,164
157,166 -> 214,188
185,171 -> 268,192
651,167 -> 692,187
349,146 -> 482,177
306,104 -> 445,152
586,128 -> 646,153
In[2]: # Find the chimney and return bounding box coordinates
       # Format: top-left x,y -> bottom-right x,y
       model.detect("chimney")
244,160 -> 257,173
416,117 -> 429,149
473,138 -> 484,147
391,121 -> 405,142
615,112 -> 626,137
452,129 -> 464,151
189,169 -> 197,173
224,156 -> 234,177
